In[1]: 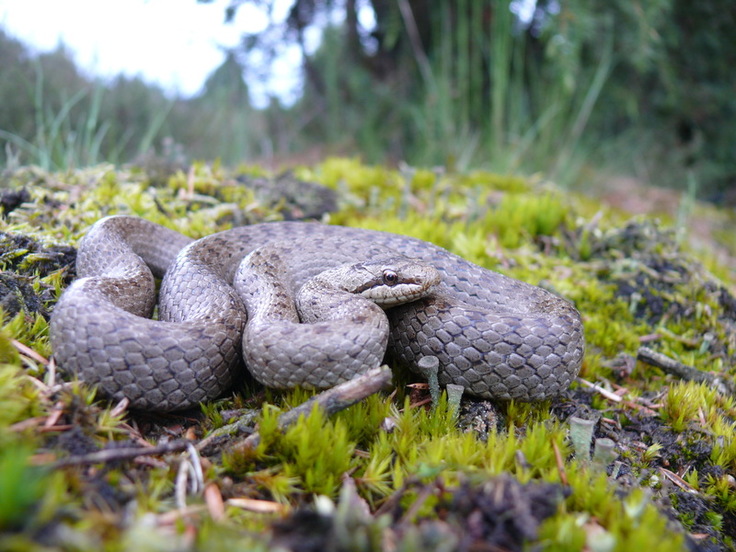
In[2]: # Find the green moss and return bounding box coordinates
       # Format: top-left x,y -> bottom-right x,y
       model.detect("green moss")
0,325 -> 21,366
2,159 -> 735,549
661,381 -> 709,432
705,473 -> 736,513
478,192 -> 570,249
709,415 -> 736,470
280,406 -> 355,496
455,171 -> 531,193
0,446 -> 49,531
0,361 -> 41,444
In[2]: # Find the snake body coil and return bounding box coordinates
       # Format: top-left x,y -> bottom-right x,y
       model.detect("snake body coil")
50,216 -> 584,410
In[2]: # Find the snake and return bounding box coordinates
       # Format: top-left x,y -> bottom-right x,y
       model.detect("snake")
49,215 -> 584,411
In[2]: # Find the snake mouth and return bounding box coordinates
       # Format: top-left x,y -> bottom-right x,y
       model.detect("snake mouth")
383,288 -> 432,306
361,281 -> 436,307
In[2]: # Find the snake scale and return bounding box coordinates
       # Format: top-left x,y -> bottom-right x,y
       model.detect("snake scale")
50,216 -> 584,411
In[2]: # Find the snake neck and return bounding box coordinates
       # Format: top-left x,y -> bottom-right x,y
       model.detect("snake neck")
235,248 -> 300,323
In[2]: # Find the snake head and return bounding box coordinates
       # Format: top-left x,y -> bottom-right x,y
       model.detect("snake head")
349,256 -> 441,307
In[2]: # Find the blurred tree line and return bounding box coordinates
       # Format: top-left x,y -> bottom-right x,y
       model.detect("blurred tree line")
227,0 -> 734,196
0,31 -> 268,169
1,0 -> 734,198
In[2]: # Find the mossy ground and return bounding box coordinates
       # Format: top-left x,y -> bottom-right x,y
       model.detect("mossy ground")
0,159 -> 734,550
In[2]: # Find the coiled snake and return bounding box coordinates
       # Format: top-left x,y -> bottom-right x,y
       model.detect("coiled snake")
50,216 -> 584,411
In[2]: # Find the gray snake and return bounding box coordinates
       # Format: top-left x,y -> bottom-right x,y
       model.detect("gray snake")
50,216 -> 585,411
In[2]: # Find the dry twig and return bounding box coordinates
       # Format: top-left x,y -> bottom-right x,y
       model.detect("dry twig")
637,346 -> 735,396
228,365 -> 392,453
47,440 -> 191,468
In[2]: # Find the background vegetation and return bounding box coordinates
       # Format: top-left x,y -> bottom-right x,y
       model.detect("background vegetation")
0,0 -> 734,198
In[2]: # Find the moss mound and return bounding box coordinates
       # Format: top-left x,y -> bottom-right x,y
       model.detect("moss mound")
0,159 -> 734,550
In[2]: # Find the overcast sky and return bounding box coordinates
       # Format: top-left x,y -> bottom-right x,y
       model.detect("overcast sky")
0,0 -> 306,106
0,1 -> 530,107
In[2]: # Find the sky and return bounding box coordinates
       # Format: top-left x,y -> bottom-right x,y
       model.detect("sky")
0,0 -> 310,107
0,1 -> 530,108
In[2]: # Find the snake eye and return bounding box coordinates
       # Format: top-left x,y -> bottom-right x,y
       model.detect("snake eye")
382,270 -> 398,286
